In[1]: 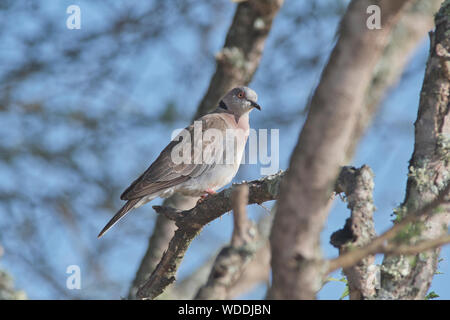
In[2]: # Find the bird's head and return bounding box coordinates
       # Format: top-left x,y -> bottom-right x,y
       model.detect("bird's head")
219,86 -> 261,116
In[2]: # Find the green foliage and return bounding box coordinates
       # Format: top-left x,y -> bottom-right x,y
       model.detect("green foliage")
393,221 -> 425,244
339,284 -> 349,300
425,291 -> 440,300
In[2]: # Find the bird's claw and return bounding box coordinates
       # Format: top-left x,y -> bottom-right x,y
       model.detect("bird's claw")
196,189 -> 217,205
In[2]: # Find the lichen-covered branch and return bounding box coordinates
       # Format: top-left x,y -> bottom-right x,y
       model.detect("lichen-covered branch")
128,194 -> 198,299
268,0 -> 413,300
169,213 -> 272,300
329,0 -> 448,300
330,166 -> 377,300
135,172 -> 285,299
0,246 -> 26,300
378,1 -> 450,299
135,162 -> 399,300
0,270 -> 26,300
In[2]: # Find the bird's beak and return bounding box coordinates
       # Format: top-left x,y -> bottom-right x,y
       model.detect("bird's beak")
250,100 -> 261,111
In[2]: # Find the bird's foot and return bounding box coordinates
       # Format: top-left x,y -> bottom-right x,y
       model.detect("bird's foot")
197,189 -> 217,205
205,188 -> 217,195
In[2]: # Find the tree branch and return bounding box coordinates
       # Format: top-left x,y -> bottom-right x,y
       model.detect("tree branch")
128,194 -> 198,299
166,1 -> 443,299
378,0 -> 450,299
330,165 -> 377,300
268,0 -> 413,300
382,234 -> 450,255
135,164 -> 393,300
136,172 -> 285,299
168,212 -> 272,300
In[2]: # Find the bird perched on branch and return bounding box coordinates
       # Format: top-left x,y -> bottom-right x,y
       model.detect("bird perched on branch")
98,86 -> 261,237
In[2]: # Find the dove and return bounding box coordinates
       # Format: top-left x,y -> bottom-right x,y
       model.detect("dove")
98,86 -> 261,237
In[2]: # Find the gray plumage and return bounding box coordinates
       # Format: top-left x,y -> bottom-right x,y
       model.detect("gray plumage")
98,86 -> 260,237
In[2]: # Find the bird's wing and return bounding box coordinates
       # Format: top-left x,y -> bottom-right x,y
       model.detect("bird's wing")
120,114 -> 228,200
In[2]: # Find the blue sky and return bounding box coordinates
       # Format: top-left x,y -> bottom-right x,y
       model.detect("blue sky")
0,0 -> 448,299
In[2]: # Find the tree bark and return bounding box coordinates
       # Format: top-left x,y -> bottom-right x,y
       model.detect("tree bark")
136,172 -> 285,299
168,1 -> 442,299
346,0 -> 443,161
378,0 -> 450,299
330,166 -> 377,300
268,0 -> 412,300
168,213 -> 272,299
128,194 -> 198,299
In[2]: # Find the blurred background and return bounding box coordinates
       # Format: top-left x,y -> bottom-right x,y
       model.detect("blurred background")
0,0 -> 448,299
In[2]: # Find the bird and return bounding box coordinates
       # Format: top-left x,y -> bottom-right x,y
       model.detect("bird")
98,86 -> 261,238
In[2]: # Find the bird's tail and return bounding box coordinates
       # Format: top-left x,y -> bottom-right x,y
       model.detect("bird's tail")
98,198 -> 141,238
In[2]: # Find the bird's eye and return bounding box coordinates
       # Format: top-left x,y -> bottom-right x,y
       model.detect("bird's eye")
237,91 -> 245,99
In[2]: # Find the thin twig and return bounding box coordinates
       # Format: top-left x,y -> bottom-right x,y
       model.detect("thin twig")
382,234 -> 450,256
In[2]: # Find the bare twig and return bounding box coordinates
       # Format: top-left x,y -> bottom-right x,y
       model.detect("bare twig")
382,234 -> 450,255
